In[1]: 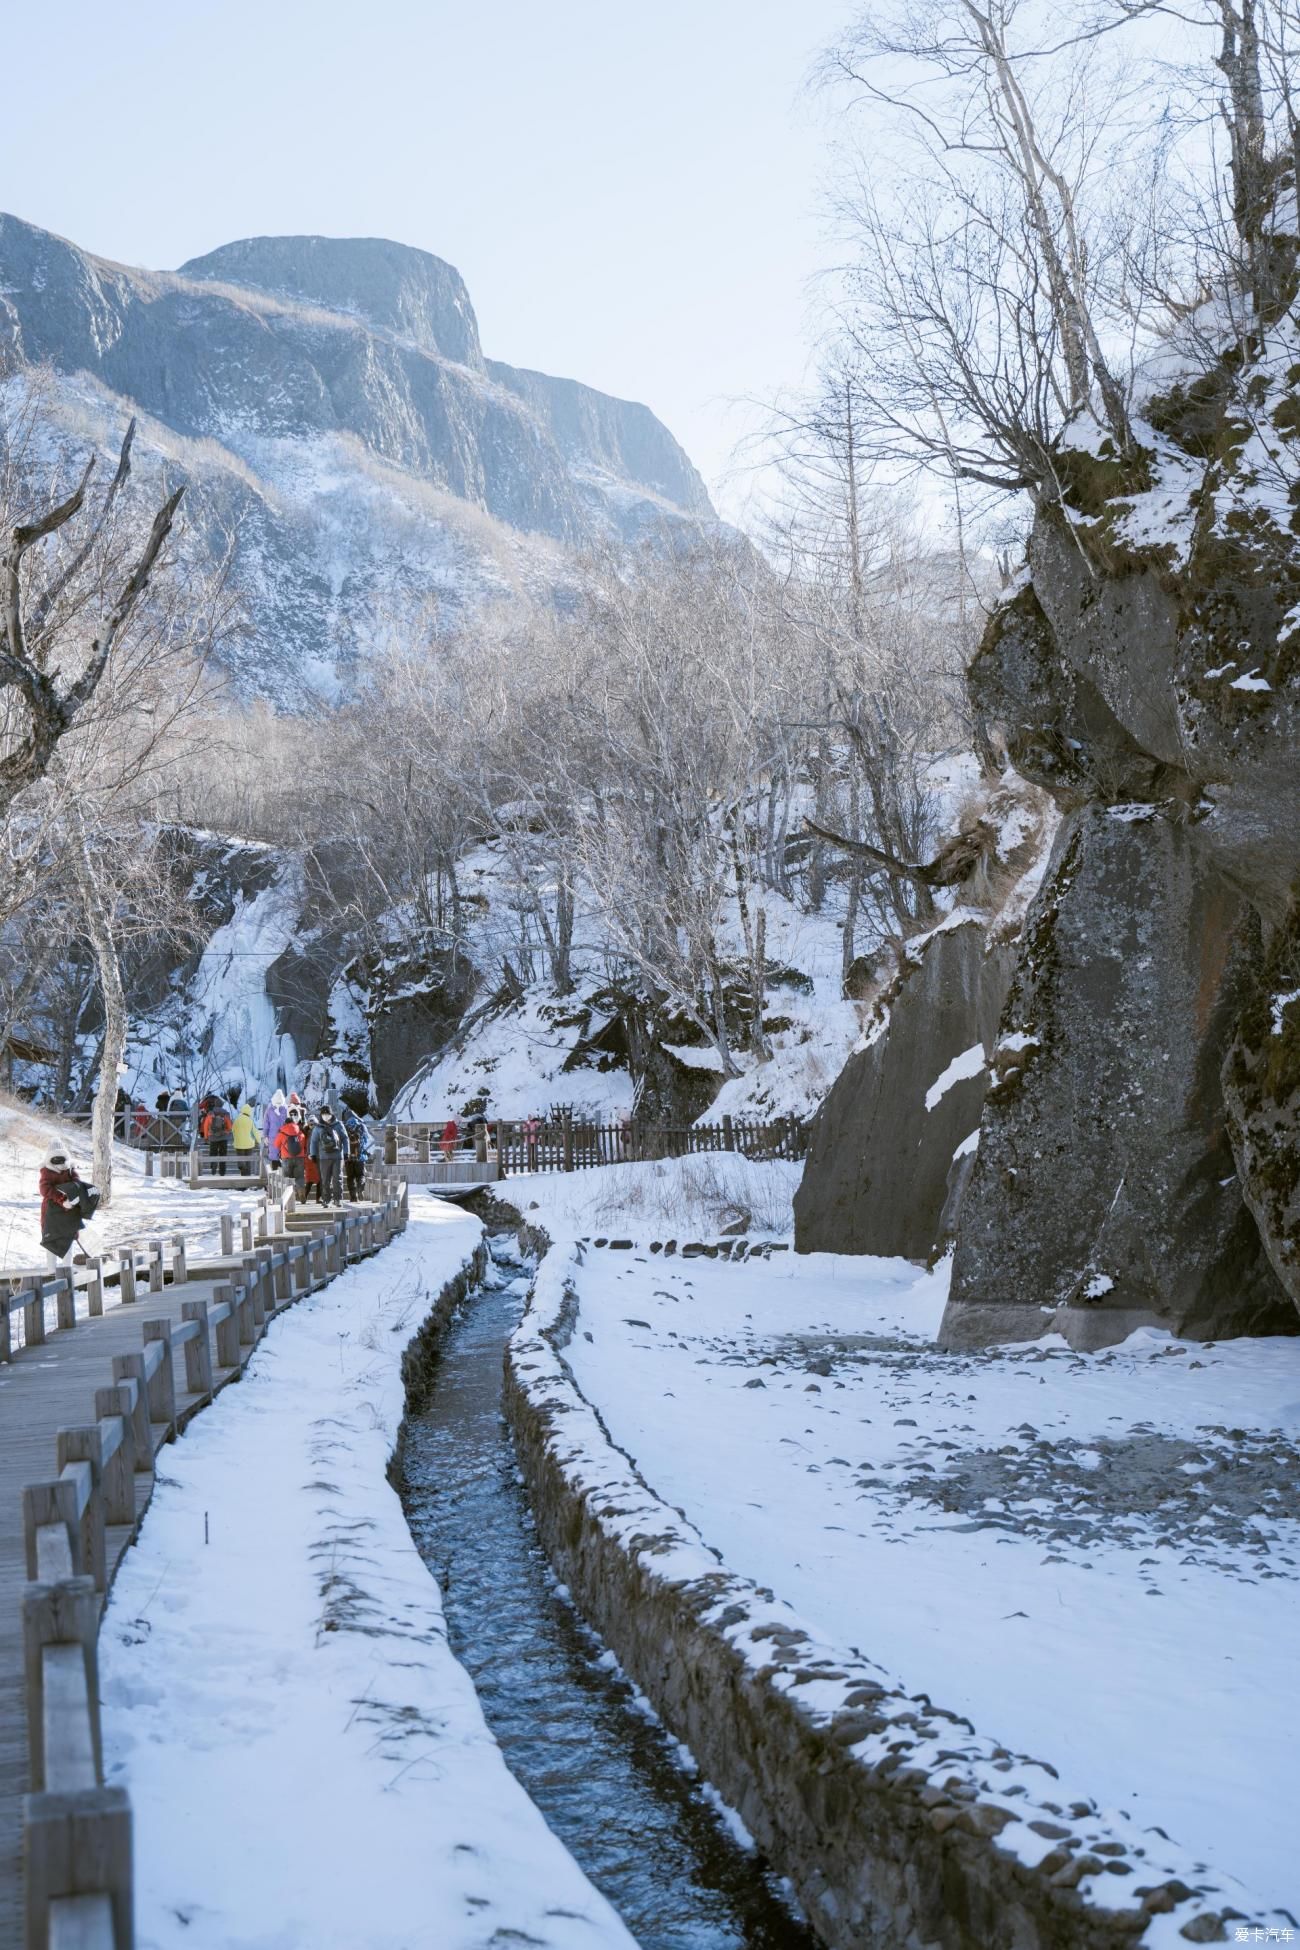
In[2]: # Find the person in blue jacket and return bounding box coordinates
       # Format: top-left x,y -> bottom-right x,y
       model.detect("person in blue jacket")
338,1105 -> 373,1201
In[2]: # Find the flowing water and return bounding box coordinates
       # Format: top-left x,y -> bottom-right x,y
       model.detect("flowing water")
400,1240 -> 818,1949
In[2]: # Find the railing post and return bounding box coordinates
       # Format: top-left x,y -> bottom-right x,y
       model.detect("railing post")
93,1396 -> 137,1525
23,1277 -> 46,1349
240,1210 -> 255,1255
141,1321 -> 177,1438
53,1431 -> 106,1592
171,1234 -> 187,1285
180,1301 -> 214,1401
24,1787 -> 133,1950
219,1214 -> 235,1259
241,1256 -> 266,1331
55,1272 -> 77,1334
230,1282 -> 251,1348
384,1122 -> 397,1166
22,1478 -> 82,1581
21,1573 -> 101,1790
147,1242 -> 164,1295
209,1284 -> 238,1369
111,1355 -> 152,1464
562,1112 -> 574,1173
86,1258 -> 105,1319
117,1252 -> 136,1307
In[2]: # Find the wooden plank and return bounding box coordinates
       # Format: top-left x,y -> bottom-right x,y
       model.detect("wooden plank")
40,1649 -> 97,1796
48,1892 -> 115,1950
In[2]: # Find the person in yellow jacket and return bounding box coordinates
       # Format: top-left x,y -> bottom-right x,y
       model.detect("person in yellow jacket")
232,1101 -> 258,1178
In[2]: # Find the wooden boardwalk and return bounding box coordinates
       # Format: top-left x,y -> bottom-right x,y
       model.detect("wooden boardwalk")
0,1198 -> 395,1950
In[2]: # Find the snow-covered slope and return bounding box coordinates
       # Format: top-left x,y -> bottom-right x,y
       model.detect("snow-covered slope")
0,214 -> 721,701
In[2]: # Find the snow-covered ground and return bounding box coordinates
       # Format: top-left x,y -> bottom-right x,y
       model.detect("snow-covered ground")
517,1160 -> 1300,1924
390,839 -> 872,1127
0,1097 -> 265,1277
99,1196 -> 636,1950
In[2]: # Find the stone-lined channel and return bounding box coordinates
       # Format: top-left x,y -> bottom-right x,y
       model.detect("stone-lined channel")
400,1239 -> 817,1949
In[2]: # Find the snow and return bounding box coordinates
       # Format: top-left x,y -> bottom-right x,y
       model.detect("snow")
661,1042 -> 725,1072
924,1042 -> 986,1111
517,1160 -> 1300,1926
1272,988 -> 1300,1035
393,983 -> 634,1123
1230,670 -> 1273,693
98,1196 -> 635,1950
512,1155 -> 803,1241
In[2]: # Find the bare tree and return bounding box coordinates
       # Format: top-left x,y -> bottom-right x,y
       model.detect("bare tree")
0,403 -> 184,818
818,1 -> 1140,499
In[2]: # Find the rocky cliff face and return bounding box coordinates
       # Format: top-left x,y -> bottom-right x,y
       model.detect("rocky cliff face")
937,323 -> 1300,1348
0,214 -> 717,700
792,783 -> 1053,1265
793,920 -> 1016,1261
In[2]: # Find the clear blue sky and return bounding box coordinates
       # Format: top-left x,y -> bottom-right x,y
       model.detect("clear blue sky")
1,0 -> 853,518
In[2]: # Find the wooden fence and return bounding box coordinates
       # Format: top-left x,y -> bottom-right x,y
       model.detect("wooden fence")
12,1168 -> 409,1950
386,1114 -> 809,1175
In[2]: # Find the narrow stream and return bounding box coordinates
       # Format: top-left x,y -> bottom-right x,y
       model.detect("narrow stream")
400,1238 -> 818,1950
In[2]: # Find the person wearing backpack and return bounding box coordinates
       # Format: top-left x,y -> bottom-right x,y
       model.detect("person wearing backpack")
201,1099 -> 233,1176
275,1111 -> 306,1197
339,1106 -> 372,1201
310,1106 -> 345,1207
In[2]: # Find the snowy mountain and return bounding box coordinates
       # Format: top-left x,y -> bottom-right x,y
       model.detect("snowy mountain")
0,214 -> 719,701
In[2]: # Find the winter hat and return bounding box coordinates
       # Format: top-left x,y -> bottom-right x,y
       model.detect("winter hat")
271,1089 -> 287,1108
45,1148 -> 69,1168
320,1106 -> 334,1120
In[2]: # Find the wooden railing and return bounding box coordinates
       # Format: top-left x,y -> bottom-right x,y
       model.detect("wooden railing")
384,1114 -> 809,1174
14,1170 -> 410,1950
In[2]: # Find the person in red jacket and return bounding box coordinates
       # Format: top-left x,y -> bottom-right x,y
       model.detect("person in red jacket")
440,1117 -> 458,1160
274,1111 -> 306,1198
39,1150 -> 91,1266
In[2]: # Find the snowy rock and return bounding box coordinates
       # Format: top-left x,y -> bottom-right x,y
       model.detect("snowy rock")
0,212 -> 720,702
937,324 -> 1300,1345
793,919 -> 1016,1261
940,808 -> 1294,1350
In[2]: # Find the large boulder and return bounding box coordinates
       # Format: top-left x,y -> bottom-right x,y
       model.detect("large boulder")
1221,901 -> 1300,1318
794,920 -> 1016,1260
938,807 -> 1295,1350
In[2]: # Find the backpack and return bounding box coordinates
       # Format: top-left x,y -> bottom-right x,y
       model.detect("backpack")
279,1125 -> 303,1161
207,1110 -> 231,1140
318,1121 -> 343,1157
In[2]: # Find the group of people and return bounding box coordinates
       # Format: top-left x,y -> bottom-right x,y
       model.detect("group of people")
261,1090 -> 372,1207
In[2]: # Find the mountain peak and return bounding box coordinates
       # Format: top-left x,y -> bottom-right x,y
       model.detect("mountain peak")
178,233 -> 483,368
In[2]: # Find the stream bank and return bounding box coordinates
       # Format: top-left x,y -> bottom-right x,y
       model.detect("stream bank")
400,1236 -> 816,1948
